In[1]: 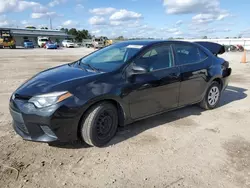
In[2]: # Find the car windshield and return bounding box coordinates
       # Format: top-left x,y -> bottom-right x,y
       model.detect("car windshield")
80,43 -> 144,72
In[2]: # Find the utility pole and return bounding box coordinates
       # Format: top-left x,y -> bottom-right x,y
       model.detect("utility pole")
49,17 -> 52,30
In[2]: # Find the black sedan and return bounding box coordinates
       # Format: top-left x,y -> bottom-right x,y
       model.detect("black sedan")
9,40 -> 231,147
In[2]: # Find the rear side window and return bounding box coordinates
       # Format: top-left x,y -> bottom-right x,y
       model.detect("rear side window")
174,44 -> 207,65
198,48 -> 208,60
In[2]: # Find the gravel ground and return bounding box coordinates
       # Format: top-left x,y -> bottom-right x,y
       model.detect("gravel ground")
0,47 -> 250,188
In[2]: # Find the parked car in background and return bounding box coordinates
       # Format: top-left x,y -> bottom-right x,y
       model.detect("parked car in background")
62,40 -> 75,48
38,37 -> 49,48
9,40 -> 231,147
82,40 -> 93,48
44,41 -> 58,49
236,45 -> 244,52
224,45 -> 237,52
75,43 -> 82,47
23,40 -> 34,48
92,38 -> 103,48
224,45 -> 244,52
92,37 -> 113,48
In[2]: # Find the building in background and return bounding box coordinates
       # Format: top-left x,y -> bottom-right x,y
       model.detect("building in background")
0,27 -> 71,47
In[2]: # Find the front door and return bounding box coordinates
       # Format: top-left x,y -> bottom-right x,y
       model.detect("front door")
125,43 -> 181,119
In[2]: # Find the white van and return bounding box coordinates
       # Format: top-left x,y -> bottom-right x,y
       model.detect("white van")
38,37 -> 49,47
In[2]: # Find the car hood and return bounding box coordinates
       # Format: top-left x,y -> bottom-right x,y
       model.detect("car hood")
195,41 -> 225,55
15,64 -> 99,97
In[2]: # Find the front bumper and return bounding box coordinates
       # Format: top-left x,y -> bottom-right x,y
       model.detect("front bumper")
47,45 -> 57,49
24,45 -> 34,48
9,97 -> 83,143
10,107 -> 58,142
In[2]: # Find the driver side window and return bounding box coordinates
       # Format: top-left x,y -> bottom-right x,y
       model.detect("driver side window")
135,44 -> 173,71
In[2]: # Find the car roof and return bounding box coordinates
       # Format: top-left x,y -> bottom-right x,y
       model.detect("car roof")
115,40 -> 194,46
116,40 -> 163,46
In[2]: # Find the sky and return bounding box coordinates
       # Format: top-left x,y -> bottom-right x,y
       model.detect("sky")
0,0 -> 250,39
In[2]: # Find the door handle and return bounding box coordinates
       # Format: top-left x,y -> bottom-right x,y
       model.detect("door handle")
139,83 -> 152,90
142,83 -> 151,87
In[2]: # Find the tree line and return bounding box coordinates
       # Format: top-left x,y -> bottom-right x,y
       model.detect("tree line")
60,28 -> 92,42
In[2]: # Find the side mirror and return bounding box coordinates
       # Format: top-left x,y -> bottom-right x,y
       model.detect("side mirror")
126,64 -> 147,82
131,65 -> 147,74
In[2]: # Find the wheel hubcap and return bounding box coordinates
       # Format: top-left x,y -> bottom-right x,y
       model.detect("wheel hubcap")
96,111 -> 113,139
208,86 -> 220,106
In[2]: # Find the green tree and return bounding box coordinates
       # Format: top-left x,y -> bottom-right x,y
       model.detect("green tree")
116,36 -> 124,40
60,28 -> 92,42
68,28 -> 78,36
26,26 -> 36,29
60,28 -> 69,34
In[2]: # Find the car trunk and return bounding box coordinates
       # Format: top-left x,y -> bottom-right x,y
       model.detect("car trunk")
195,41 -> 225,56
196,41 -> 231,78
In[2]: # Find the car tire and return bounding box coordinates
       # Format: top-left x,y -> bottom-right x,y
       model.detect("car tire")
80,102 -> 118,147
200,81 -> 221,110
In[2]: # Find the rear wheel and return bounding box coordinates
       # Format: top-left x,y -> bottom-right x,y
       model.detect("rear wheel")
80,102 -> 118,147
200,81 -> 221,110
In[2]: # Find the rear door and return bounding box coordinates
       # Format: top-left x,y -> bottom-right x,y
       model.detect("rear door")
126,43 -> 181,119
173,42 -> 211,106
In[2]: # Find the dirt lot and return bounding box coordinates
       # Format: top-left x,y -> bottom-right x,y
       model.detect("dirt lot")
0,48 -> 250,188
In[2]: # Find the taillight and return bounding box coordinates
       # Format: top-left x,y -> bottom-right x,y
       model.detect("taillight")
222,61 -> 229,70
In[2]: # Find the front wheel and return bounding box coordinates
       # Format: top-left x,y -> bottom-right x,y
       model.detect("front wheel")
200,81 -> 221,110
80,102 -> 118,147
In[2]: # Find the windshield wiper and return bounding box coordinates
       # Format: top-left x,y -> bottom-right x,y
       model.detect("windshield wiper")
78,61 -> 100,72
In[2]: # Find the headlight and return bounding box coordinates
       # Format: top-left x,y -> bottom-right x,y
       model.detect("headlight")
28,91 -> 72,108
